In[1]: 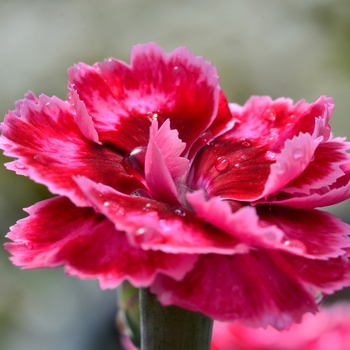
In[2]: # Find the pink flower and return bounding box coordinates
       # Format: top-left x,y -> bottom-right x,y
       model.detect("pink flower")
211,301 -> 350,350
2,42 -> 350,329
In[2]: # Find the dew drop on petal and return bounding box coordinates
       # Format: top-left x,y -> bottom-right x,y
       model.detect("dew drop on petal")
43,102 -> 60,117
146,111 -> 158,121
265,150 -> 276,161
103,201 -> 111,207
215,156 -> 229,171
134,227 -> 163,245
33,155 -> 48,166
285,123 -> 292,130
275,162 -> 285,173
284,239 -> 307,253
241,138 -> 252,147
293,148 -> 303,160
124,146 -> 147,174
25,242 -> 33,250
172,65 -> 186,86
160,291 -> 173,304
264,231 -> 277,241
234,163 -> 240,168
315,291 -> 323,304
263,108 -> 276,122
174,208 -> 186,217
15,162 -> 26,170
198,130 -> 213,145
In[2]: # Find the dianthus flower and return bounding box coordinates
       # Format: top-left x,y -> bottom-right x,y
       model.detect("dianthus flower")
211,301 -> 350,350
2,43 -> 350,329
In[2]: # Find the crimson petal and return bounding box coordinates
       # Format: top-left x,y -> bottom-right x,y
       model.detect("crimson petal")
70,43 -> 220,155
151,251 -> 317,329
75,177 -> 249,255
0,94 -> 141,206
5,196 -> 197,288
256,205 -> 350,259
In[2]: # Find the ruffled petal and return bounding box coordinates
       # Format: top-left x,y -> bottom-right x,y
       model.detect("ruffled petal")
70,42 -> 220,154
144,119 -> 189,204
261,132 -> 323,197
279,138 -> 350,195
75,177 -> 249,255
227,95 -> 332,149
190,96 -> 336,201
256,205 -> 350,259
281,252 -> 350,294
5,196 -> 197,288
261,174 -> 350,209
151,251 -> 317,329
187,191 -> 284,247
0,94 -> 142,206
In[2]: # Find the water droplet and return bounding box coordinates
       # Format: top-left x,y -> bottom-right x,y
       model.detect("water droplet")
241,138 -> 252,147
293,148 -> 303,160
174,208 -> 186,217
284,239 -> 307,253
103,201 -> 111,207
234,163 -> 240,168
285,123 -> 292,130
275,162 -> 285,173
25,242 -> 33,250
146,111 -> 158,121
124,146 -> 146,175
33,155 -> 48,165
172,65 -> 186,86
315,291 -> 323,304
215,156 -> 229,171
143,202 -> 157,212
43,102 -> 60,117
198,130 -> 213,145
310,155 -> 315,162
263,108 -> 276,122
15,162 -> 26,170
265,150 -> 276,161
264,231 -> 277,241
268,128 -> 279,141
134,227 -> 163,245
160,291 -> 173,304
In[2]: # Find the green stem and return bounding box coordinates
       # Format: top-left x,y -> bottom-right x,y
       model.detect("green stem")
139,288 -> 213,350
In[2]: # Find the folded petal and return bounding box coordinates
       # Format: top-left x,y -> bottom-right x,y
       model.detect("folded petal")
261,132 -> 322,197
190,96 -> 336,201
144,120 -> 189,204
75,177 -> 249,255
227,95 -> 332,149
5,196 -> 197,288
262,174 -> 350,208
256,205 -> 350,259
151,251 -> 317,329
279,137 -> 350,195
70,42 -> 220,154
0,94 -> 142,206
187,191 -> 284,247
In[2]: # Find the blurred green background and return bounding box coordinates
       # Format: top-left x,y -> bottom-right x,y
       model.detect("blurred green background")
1,0 -> 350,349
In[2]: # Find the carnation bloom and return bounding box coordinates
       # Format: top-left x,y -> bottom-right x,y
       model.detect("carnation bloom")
211,301 -> 350,350
2,43 -> 350,329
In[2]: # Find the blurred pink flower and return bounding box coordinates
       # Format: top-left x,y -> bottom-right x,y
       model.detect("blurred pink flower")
211,301 -> 350,350
2,43 -> 350,328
